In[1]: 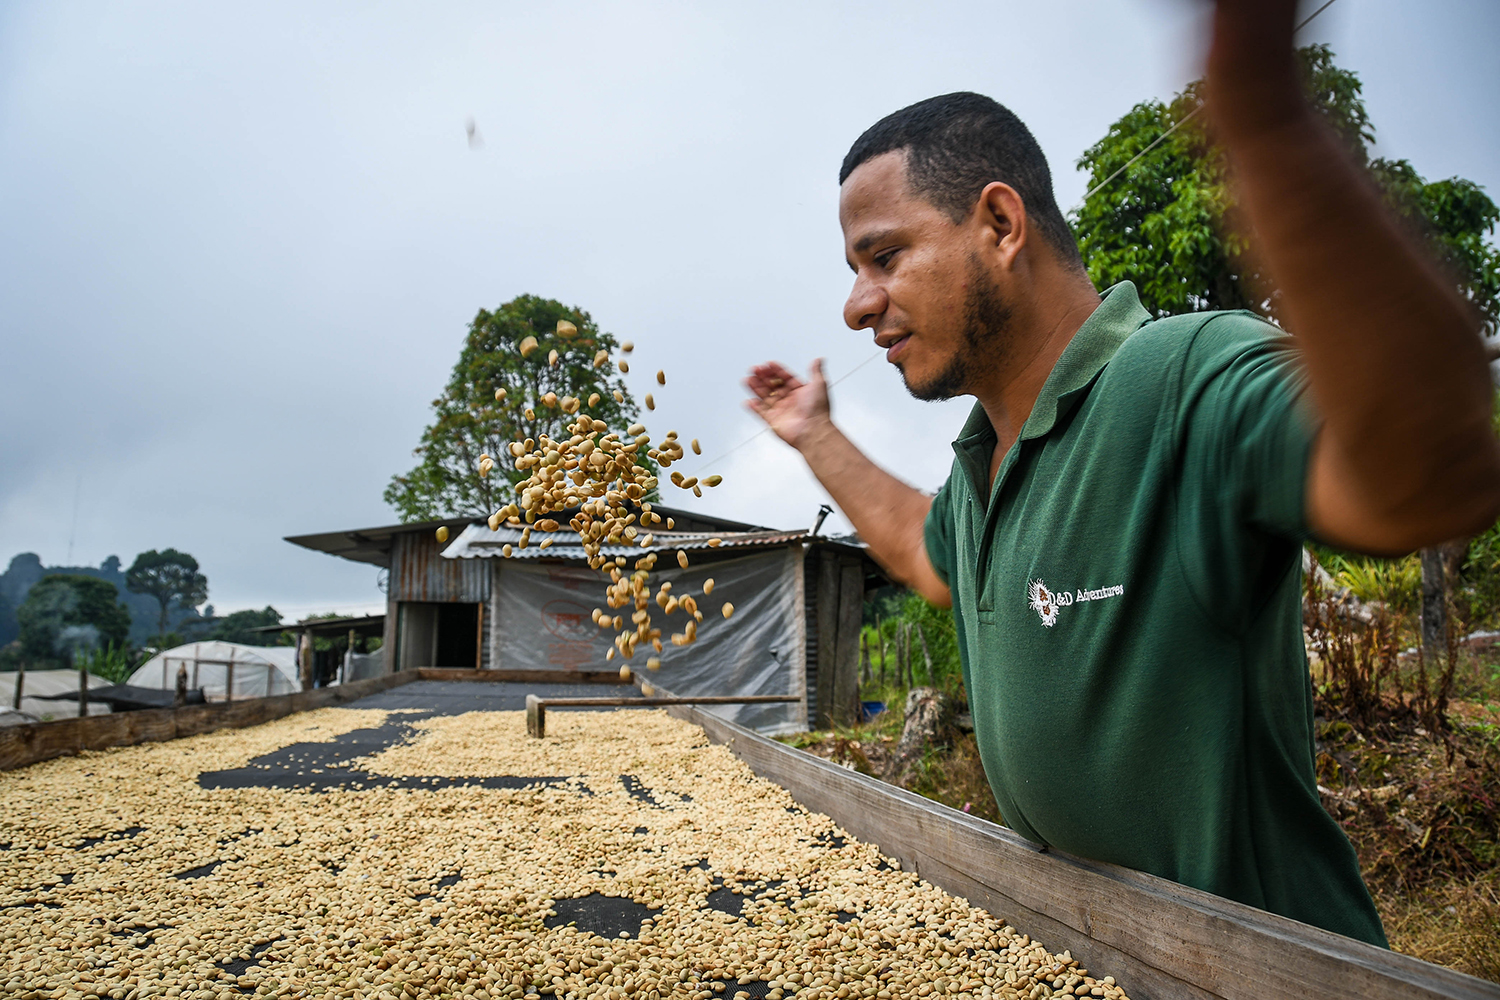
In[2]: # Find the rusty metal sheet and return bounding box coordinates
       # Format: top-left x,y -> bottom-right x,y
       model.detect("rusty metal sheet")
390,531 -> 490,602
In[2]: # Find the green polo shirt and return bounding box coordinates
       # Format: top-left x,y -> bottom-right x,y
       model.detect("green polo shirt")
924,282 -> 1386,946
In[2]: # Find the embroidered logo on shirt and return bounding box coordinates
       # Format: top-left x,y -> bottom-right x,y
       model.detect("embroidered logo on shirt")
1028,579 -> 1125,626
1027,580 -> 1059,627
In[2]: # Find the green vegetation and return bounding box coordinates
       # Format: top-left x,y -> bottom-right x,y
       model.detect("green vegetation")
205,605 -> 284,645
1070,44 -> 1498,330
15,574 -> 131,666
859,590 -> 964,703
75,642 -> 136,684
384,294 -> 653,521
125,548 -> 209,634
779,589 -> 1002,824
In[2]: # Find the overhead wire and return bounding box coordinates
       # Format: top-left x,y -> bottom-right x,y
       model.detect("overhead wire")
691,350 -> 884,474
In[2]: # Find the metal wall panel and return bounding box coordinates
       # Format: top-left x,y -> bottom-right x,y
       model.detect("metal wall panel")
389,531 -> 490,603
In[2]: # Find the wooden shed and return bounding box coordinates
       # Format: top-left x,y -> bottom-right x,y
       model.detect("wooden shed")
285,506 -> 886,731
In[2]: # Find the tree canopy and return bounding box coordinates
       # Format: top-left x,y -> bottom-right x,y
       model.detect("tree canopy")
125,549 -> 209,634
207,606 -> 284,646
17,574 -> 131,663
1071,44 -> 1499,334
385,294 -> 652,521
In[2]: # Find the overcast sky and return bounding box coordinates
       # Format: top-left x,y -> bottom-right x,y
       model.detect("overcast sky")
2,0 -> 1496,620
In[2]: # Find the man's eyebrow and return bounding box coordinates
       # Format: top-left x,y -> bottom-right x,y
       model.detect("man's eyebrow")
852,228 -> 900,256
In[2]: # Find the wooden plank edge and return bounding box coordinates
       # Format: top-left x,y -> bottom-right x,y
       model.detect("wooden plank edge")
417,667 -> 629,684
535,696 -> 802,707
668,704 -> 1500,1000
0,672 -> 418,772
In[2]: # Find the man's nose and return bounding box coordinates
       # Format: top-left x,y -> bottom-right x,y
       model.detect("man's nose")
844,273 -> 887,331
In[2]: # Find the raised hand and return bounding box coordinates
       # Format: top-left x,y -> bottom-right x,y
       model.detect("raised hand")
1204,0 -> 1302,140
744,359 -> 831,451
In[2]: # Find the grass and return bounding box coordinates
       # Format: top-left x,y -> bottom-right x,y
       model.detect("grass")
776,676 -> 1003,826
1316,657 -> 1500,981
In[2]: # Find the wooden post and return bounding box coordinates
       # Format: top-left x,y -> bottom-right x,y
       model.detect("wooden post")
77,661 -> 88,719
915,623 -> 935,685
383,596 -> 400,674
225,659 -> 234,703
893,624 -> 902,688
299,630 -> 314,691
903,623 -> 914,688
860,632 -> 870,687
524,695 -> 799,739
813,550 -> 842,730
12,660 -> 24,711
834,560 -> 864,727
475,602 -> 485,670
174,664 -> 188,707
876,618 -> 886,686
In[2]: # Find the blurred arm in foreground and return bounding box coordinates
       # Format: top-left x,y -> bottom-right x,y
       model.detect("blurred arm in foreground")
1207,0 -> 1500,553
744,359 -> 951,606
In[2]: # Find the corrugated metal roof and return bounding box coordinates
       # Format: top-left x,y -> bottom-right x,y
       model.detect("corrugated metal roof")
283,505 -> 775,568
442,522 -> 811,562
283,517 -> 478,568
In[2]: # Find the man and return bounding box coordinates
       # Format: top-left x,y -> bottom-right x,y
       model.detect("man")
744,0 -> 1500,947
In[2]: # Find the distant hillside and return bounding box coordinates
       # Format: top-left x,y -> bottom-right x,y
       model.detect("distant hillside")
0,553 -> 210,646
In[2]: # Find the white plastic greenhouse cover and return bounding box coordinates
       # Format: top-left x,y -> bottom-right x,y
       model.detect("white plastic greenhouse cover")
0,669 -> 117,720
490,548 -> 806,735
128,641 -> 301,701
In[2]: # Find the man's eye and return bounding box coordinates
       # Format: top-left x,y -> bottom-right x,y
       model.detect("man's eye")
875,250 -> 898,268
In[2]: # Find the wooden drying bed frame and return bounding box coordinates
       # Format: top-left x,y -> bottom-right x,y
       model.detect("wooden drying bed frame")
0,672 -> 1494,999
664,703 -> 1500,1000
524,692 -> 800,738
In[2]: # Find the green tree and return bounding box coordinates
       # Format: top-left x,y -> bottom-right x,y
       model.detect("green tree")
385,294 -> 651,521
17,575 -> 131,663
125,549 -> 209,634
1071,45 -> 1498,332
208,606 -> 284,645
1070,44 -> 1500,656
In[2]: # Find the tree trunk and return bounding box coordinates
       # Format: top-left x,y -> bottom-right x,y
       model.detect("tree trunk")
1420,546 -> 1447,661
886,686 -> 952,787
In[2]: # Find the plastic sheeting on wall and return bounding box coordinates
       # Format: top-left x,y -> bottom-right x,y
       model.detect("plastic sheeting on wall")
343,647 -> 385,684
489,547 -> 806,735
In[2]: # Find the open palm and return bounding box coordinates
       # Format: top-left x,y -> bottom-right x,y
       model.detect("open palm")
745,359 -> 830,450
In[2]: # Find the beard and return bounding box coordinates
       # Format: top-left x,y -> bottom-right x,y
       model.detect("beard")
898,255 -> 1013,402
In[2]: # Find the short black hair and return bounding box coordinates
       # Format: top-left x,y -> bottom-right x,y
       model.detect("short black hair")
840,92 -> 1081,265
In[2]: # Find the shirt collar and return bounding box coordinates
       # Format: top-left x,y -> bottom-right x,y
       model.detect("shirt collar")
952,281 -> 1152,457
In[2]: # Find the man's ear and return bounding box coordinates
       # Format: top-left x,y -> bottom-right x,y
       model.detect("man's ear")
977,181 -> 1028,269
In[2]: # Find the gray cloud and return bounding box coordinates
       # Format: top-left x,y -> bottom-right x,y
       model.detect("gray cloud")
1,0 -> 1495,616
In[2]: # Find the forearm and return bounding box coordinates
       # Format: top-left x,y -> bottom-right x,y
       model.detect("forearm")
1207,23 -> 1500,549
797,418 -> 950,605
